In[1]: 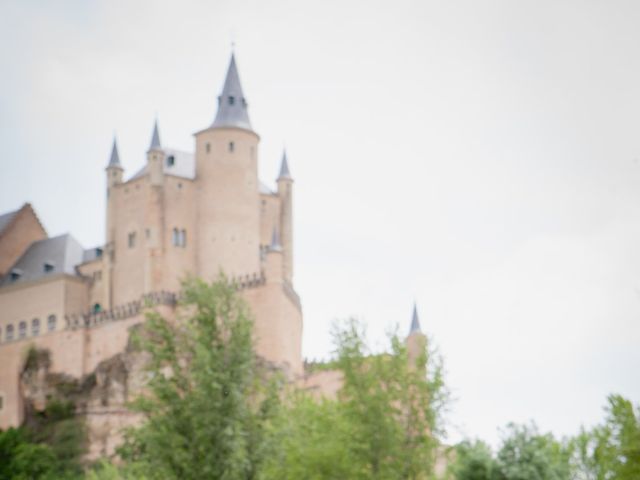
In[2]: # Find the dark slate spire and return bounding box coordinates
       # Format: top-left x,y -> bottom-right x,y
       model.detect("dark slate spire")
409,303 -> 422,335
270,227 -> 282,252
278,150 -> 292,180
148,119 -> 161,151
211,54 -> 252,131
107,138 -> 122,169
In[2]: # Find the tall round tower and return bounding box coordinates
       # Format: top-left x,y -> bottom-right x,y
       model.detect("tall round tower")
194,54 -> 261,279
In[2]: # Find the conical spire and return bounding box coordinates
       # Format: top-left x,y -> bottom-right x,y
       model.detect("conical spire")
278,150 -> 292,179
107,138 -> 122,169
211,53 -> 252,131
409,303 -> 422,335
270,227 -> 282,252
148,119 -> 161,151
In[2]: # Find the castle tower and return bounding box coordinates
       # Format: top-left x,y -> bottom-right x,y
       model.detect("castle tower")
194,54 -> 261,279
277,151 -> 294,282
104,138 -> 123,309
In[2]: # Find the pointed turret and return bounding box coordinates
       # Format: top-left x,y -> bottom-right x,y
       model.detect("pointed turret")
148,120 -> 161,151
211,54 -> 252,131
270,227 -> 283,252
409,303 -> 422,335
278,150 -> 292,179
277,149 -> 294,282
107,138 -> 122,169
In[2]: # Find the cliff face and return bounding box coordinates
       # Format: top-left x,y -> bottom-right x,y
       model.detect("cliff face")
20,330 -> 150,459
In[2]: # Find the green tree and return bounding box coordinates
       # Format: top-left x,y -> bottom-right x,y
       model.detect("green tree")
450,440 -> 496,480
264,318 -> 447,480
569,394 -> 640,480
119,277 -> 280,480
493,423 -> 571,480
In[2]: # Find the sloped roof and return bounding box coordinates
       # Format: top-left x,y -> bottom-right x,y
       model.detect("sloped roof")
1,234 -> 85,286
409,303 -> 422,335
130,148 -> 196,181
210,54 -> 253,132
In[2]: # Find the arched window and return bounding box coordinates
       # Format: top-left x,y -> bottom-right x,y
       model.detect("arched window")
228,96 -> 235,105
6,325 -> 14,341
229,141 -> 234,152
93,304 -> 102,313
18,321 -> 26,339
172,228 -> 179,246
32,318 -> 40,336
47,315 -> 56,332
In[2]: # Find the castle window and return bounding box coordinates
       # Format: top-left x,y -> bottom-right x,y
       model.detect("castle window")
167,155 -> 175,167
6,325 -> 14,341
9,269 -> 21,282
18,321 -> 26,339
172,228 -> 179,246
93,304 -> 102,313
47,315 -> 56,332
32,318 -> 40,336
180,229 -> 187,247
95,247 -> 103,258
0,395 -> 3,410
229,96 -> 235,105
206,143 -> 211,154
242,98 -> 247,107
145,228 -> 151,239
128,232 -> 136,248
229,142 -> 234,153
44,262 -> 54,273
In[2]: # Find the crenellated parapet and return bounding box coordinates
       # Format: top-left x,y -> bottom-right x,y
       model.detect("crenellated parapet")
64,272 -> 268,331
65,290 -> 178,330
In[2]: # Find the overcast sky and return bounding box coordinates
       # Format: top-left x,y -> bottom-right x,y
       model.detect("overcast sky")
1,0 -> 639,447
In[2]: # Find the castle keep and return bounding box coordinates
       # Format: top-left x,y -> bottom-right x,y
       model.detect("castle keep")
0,54 -> 303,439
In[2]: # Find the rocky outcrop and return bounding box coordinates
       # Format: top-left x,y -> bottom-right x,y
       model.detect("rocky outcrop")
19,328 -> 151,459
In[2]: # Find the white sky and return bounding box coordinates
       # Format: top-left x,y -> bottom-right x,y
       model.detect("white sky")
1,0 -> 639,448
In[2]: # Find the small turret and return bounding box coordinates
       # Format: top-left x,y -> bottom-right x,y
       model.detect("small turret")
265,226 -> 284,281
277,150 -> 294,282
104,137 -> 123,310
409,303 -> 422,335
269,227 -> 283,252
105,138 -> 123,187
146,119 -> 165,186
406,302 -> 426,366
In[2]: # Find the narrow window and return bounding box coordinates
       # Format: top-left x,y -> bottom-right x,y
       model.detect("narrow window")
172,228 -> 179,246
18,321 -> 26,339
180,229 -> 187,247
0,396 -> 3,411
95,247 -> 103,257
6,325 -> 14,341
93,304 -> 102,313
167,155 -> 175,167
145,228 -> 151,239
128,232 -> 136,248
229,142 -> 234,153
32,318 -> 40,336
9,270 -> 21,282
0,326 -> 3,342
44,262 -> 54,273
47,315 -> 56,332
206,143 -> 211,154
228,96 -> 235,105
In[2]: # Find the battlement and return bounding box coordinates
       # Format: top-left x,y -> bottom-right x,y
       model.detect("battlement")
65,271 -> 268,330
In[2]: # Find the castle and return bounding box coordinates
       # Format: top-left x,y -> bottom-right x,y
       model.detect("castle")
0,53 -> 425,457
